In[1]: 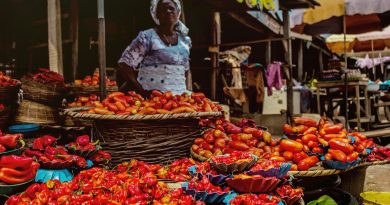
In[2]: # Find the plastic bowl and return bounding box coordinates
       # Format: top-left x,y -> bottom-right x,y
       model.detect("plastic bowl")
0,179 -> 34,196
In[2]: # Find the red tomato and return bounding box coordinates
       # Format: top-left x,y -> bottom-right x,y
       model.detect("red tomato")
282,151 -> 294,160
329,139 -> 354,154
328,149 -> 347,162
280,139 -> 303,153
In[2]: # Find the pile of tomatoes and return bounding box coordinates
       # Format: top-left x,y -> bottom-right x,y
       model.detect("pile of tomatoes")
84,90 -> 222,115
192,119 -> 277,159
67,95 -> 100,107
74,70 -> 117,87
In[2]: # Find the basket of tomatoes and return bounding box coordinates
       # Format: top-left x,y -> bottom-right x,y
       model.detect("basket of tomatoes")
64,90 -> 222,164
67,70 -> 118,98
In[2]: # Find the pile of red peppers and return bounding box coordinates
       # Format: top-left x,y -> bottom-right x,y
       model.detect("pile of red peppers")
0,133 -> 24,153
0,155 -> 39,184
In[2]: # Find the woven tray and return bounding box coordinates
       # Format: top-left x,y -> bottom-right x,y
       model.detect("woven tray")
21,77 -> 64,106
67,84 -> 118,97
15,100 -> 59,125
0,80 -> 21,103
190,147 -> 209,162
288,160 -> 390,177
64,107 -> 222,121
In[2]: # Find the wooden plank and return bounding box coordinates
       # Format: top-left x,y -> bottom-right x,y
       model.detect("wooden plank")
319,51 -> 323,72
362,128 -> 390,138
374,102 -> 390,107
70,0 -> 79,82
228,12 -> 264,33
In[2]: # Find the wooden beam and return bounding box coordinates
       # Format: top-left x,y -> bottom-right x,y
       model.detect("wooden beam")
211,12 -> 221,100
98,0 -> 107,99
70,0 -> 79,82
298,40 -> 303,82
319,51 -> 323,72
283,10 -> 294,116
228,12 -> 264,34
265,40 -> 271,65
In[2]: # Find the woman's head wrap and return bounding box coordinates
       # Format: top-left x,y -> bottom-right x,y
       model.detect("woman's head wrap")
150,0 -> 189,35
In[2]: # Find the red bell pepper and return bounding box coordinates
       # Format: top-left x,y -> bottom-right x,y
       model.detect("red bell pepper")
0,134 -> 23,149
0,155 -> 34,170
41,135 -> 57,147
0,162 -> 39,184
76,135 -> 90,147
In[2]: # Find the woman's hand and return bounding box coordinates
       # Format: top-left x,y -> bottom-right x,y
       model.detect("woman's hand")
117,63 -> 150,97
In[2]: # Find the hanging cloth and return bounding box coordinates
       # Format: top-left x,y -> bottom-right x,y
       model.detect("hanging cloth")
266,62 -> 283,96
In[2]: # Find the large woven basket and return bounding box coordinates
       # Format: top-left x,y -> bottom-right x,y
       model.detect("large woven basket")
21,77 -> 64,106
0,80 -> 21,103
64,107 -> 222,164
67,84 -> 118,98
15,100 -> 59,125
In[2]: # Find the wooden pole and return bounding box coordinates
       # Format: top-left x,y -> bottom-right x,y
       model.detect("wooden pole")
98,0 -> 107,99
319,51 -> 323,73
70,0 -> 79,81
283,9 -> 294,116
210,12 -> 221,100
265,40 -> 271,65
298,40 -> 303,82
47,0 -> 63,74
343,10 -> 349,128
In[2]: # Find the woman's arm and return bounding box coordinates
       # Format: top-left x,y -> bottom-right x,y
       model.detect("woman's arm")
117,63 -> 150,97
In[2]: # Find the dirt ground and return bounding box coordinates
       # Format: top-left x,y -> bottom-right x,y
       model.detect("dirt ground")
364,163 -> 390,192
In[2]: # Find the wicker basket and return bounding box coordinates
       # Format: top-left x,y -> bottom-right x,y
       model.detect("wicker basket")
64,107 -> 222,164
21,77 -> 64,106
15,100 -> 59,125
0,107 -> 11,130
67,84 -> 118,98
0,80 -> 21,103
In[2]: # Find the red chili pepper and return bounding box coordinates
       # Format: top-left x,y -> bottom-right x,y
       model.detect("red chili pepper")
0,134 -> 23,149
32,138 -> 44,150
25,183 -> 42,199
0,144 -> 6,153
5,195 -> 21,205
0,155 -> 34,170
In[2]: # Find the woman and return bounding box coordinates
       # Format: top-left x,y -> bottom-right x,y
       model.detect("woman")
117,0 -> 191,96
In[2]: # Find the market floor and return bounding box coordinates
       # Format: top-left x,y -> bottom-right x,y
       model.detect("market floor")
364,163 -> 390,192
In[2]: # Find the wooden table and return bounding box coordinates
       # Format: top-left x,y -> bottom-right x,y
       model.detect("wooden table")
316,80 -> 370,131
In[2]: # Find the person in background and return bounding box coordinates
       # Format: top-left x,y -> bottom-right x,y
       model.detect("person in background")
117,0 -> 191,96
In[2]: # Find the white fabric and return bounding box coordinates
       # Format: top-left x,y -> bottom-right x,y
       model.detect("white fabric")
289,9 -> 305,28
356,26 -> 390,41
150,0 -> 189,35
137,64 -> 187,95
355,54 -> 390,69
346,0 -> 390,16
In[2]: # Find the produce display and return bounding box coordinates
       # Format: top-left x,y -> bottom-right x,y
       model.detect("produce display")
229,194 -> 282,205
84,91 -> 222,115
0,155 -> 39,185
74,70 -> 117,87
0,71 -> 18,87
67,94 -> 100,107
193,119 -> 277,159
5,167 -> 204,205
23,134 -> 108,170
0,131 -> 24,153
24,68 -> 64,88
0,104 -> 4,111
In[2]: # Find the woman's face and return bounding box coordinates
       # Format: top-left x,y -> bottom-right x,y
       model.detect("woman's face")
156,0 -> 178,26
